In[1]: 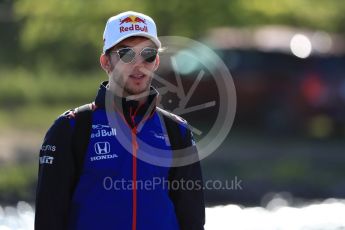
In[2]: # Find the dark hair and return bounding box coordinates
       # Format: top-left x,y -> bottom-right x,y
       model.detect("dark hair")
104,48 -> 113,56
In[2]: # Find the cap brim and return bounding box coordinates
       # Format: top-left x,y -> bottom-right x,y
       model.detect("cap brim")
104,32 -> 161,53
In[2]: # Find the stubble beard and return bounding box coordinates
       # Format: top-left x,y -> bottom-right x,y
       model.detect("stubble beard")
109,69 -> 153,97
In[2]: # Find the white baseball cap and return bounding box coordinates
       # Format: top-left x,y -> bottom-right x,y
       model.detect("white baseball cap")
102,11 -> 161,53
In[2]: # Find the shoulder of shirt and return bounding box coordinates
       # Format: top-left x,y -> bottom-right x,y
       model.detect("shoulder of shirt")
59,102 -> 96,120
156,106 -> 188,125
43,103 -> 96,136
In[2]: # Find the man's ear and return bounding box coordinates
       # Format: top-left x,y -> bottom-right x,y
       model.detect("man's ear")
100,54 -> 112,73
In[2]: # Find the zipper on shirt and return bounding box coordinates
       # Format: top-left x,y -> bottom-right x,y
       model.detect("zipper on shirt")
115,102 -> 156,230
130,108 -> 138,230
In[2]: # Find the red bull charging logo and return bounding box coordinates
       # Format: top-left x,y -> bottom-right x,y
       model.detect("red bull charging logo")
119,15 -> 148,33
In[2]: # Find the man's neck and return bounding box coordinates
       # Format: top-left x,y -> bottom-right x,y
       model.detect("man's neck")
110,85 -> 149,106
125,93 -> 148,106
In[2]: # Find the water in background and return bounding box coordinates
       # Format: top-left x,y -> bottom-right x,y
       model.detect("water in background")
1,197 -> 345,230
0,202 -> 34,230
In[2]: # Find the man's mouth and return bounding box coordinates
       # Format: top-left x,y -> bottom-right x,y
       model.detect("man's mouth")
129,74 -> 146,79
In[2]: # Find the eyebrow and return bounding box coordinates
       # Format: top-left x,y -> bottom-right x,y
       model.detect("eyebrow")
117,44 -> 130,49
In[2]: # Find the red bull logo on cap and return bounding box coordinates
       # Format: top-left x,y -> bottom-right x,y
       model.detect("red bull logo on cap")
119,15 -> 148,33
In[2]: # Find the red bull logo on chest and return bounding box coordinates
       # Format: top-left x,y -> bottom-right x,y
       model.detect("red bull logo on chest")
119,15 -> 148,33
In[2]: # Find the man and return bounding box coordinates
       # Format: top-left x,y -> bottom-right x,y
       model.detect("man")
35,11 -> 205,230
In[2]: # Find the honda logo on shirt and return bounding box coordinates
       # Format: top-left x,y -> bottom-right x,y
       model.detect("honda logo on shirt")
94,142 -> 111,155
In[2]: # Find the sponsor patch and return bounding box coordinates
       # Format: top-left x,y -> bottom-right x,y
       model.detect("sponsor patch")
94,142 -> 111,155
40,145 -> 56,152
39,155 -> 54,165
91,124 -> 116,139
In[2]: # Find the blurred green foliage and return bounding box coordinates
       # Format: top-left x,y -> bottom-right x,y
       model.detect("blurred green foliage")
0,162 -> 37,204
0,68 -> 103,129
1,0 -> 343,72
0,68 -> 102,106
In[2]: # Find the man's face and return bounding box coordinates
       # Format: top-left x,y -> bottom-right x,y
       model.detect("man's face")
103,36 -> 159,97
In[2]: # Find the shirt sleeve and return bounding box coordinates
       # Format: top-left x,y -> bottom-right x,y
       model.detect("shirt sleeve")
168,124 -> 206,230
35,115 -> 77,230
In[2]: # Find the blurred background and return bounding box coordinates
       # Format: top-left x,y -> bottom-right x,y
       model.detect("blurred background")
1,0 -> 345,229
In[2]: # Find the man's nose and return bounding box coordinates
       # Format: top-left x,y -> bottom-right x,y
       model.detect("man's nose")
132,54 -> 146,66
